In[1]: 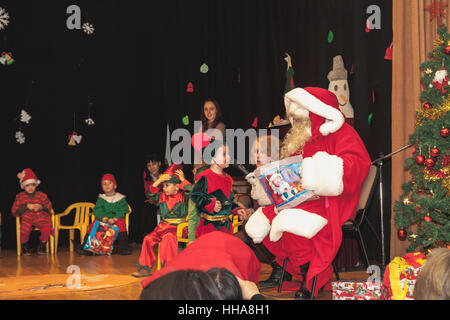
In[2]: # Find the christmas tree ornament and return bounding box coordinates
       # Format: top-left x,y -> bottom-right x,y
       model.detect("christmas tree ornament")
403,197 -> 412,205
68,132 -> 82,146
182,115 -> 189,126
84,118 -> 95,126
432,67 -> 449,93
186,82 -> 194,93
422,102 -> 433,110
425,68 -> 433,74
82,22 -> 95,35
416,205 -> 422,213
20,110 -> 31,124
445,44 -> 450,55
440,127 -> 449,137
384,43 -> 393,60
84,97 -> 95,126
0,7 -> 9,30
15,131 -> 25,144
0,52 -> 14,65
424,0 -> 448,21
424,215 -> 433,222
328,30 -> 334,43
397,229 -> 407,241
430,147 -> 440,157
425,157 -> 436,168
416,155 -> 425,165
251,117 -> 258,128
200,63 -> 209,74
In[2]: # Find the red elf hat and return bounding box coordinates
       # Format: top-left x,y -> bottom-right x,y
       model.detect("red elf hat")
17,168 -> 41,189
101,173 -> 117,186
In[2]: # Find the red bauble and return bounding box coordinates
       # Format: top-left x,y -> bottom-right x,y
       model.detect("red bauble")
398,229 -> 407,241
416,155 -> 425,165
423,102 -> 433,110
440,128 -> 449,138
416,205 -> 422,213
430,147 -> 440,158
445,45 -> 450,55
425,158 -> 435,168
424,215 -> 433,222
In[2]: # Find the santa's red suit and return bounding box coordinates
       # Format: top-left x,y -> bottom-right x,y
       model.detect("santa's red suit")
245,87 -> 371,297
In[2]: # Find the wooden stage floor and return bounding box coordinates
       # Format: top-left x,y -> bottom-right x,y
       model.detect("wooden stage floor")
0,244 -> 369,300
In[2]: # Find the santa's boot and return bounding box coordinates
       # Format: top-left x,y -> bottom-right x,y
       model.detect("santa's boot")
37,241 -> 47,255
294,262 -> 319,300
21,242 -> 32,256
258,260 -> 292,288
75,234 -> 93,256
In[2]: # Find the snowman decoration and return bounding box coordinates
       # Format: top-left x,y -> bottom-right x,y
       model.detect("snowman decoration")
327,55 -> 354,127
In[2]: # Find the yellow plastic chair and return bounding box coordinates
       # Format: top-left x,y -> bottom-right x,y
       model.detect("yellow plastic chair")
54,202 -> 95,254
90,205 -> 132,235
16,209 -> 55,256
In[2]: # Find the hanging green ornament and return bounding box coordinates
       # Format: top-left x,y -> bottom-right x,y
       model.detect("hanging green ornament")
328,30 -> 334,43
200,63 -> 209,74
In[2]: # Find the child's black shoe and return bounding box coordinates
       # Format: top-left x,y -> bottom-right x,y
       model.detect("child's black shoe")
21,242 -> 32,256
37,242 -> 47,255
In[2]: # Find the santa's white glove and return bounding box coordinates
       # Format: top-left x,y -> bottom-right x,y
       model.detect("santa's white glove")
269,209 -> 328,242
300,151 -> 344,196
245,207 -> 272,244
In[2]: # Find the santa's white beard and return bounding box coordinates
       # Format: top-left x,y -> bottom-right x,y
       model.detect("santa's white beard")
280,115 -> 311,159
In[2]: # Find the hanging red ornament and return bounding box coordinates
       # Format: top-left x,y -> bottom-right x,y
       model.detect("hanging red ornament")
397,229 -> 407,241
440,127 -> 449,138
416,205 -> 422,213
416,155 -> 425,165
186,82 -> 194,93
430,147 -> 440,158
445,45 -> 450,55
425,158 -> 436,168
423,102 -> 433,110
424,215 -> 433,222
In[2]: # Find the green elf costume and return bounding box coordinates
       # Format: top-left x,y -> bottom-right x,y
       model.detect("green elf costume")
133,164 -> 191,277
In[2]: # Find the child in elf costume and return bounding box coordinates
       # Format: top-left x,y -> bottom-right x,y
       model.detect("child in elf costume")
132,164 -> 191,277
190,133 -> 247,238
12,168 -> 54,255
76,173 -> 131,255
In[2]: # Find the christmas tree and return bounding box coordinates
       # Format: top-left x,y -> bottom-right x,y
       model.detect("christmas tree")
394,27 -> 450,253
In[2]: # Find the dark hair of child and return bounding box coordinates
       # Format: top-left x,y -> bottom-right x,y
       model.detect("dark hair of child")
207,268 -> 243,300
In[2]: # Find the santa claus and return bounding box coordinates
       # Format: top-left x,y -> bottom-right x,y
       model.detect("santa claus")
245,87 -> 371,299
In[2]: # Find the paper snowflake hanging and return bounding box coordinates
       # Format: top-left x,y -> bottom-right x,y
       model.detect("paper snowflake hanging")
0,7 -> 10,30
82,22 -> 95,35
15,131 -> 25,144
20,110 -> 31,124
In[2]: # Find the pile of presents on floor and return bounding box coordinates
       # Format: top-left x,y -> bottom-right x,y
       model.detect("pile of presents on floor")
332,252 -> 426,300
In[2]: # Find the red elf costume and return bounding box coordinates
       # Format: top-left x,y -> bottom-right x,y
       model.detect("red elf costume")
135,164 -> 191,275
141,231 -> 261,288
245,87 -> 371,298
190,133 -> 242,238
11,168 -> 54,254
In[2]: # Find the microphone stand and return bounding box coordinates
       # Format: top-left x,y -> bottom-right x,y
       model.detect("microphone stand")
371,144 -> 413,275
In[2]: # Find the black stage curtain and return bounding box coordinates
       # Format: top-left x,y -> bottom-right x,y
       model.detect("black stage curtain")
0,0 -> 392,264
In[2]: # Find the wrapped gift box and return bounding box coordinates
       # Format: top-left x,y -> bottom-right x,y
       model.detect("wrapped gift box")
383,252 -> 426,300
83,221 -> 119,255
332,281 -> 386,300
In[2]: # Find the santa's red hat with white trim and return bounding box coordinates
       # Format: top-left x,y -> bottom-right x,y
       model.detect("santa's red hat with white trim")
284,87 -> 345,136
17,168 -> 41,189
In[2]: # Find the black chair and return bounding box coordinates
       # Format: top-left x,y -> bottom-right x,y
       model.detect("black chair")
277,165 -> 381,299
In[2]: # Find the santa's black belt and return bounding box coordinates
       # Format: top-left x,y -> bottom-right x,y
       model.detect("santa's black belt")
200,214 -> 230,223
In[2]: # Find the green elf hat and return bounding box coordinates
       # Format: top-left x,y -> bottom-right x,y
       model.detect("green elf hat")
162,163 -> 183,184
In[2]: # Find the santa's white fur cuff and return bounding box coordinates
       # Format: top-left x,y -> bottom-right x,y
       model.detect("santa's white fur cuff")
245,207 -> 272,244
301,151 -> 344,196
269,208 -> 328,242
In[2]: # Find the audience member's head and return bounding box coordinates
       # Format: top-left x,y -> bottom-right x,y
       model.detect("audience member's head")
207,268 -> 243,300
414,248 -> 450,300
140,270 -> 224,300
